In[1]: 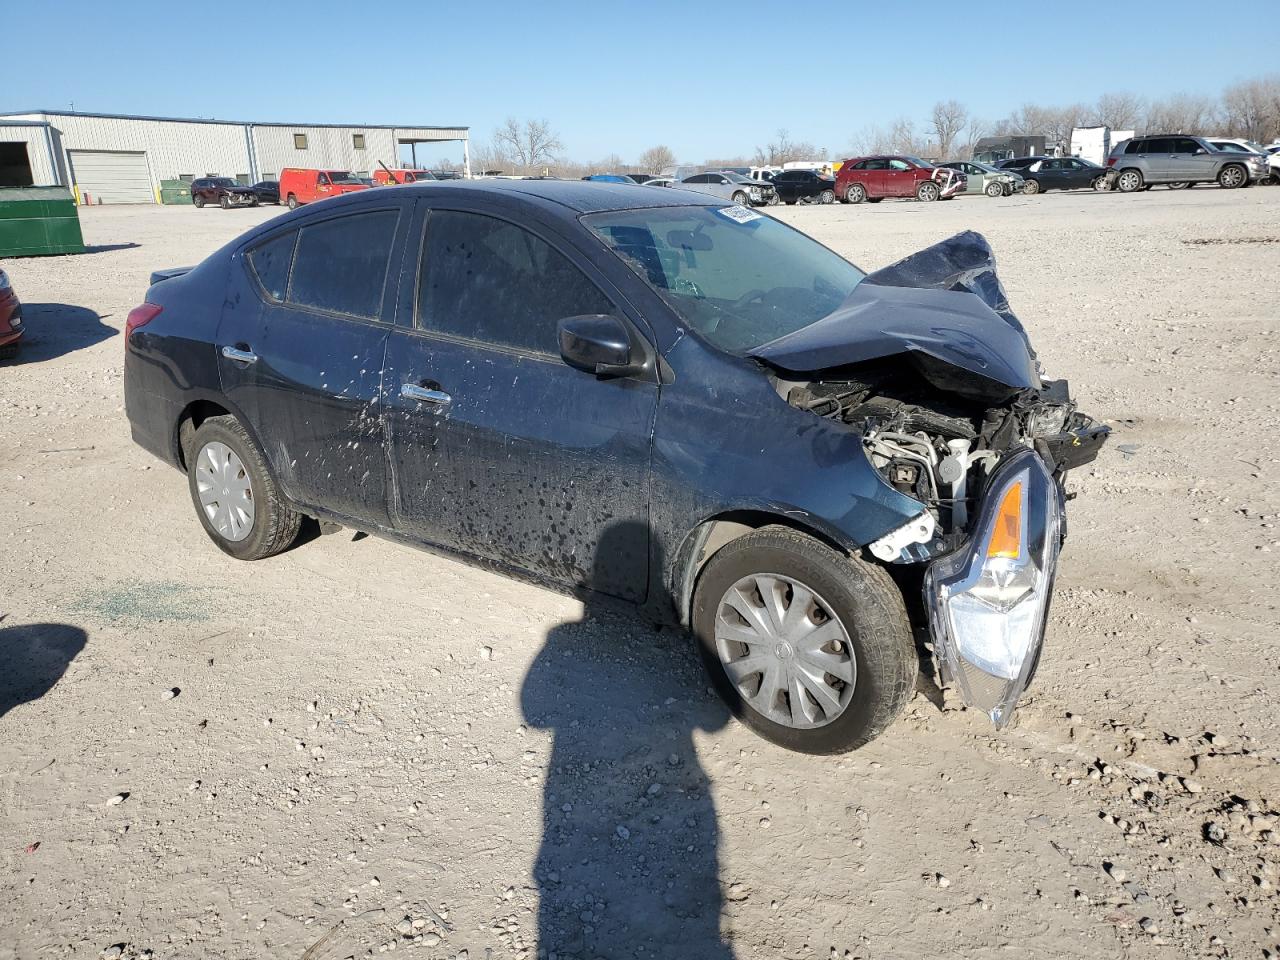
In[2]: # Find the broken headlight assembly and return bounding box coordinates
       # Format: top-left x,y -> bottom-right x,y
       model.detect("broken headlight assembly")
923,448 -> 1062,728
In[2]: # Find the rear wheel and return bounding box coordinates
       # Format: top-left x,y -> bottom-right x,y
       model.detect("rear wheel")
916,181 -> 940,202
193,195 -> 205,208
187,417 -> 302,561
984,180 -> 1003,198
1115,169 -> 1143,193
287,193 -> 299,210
1023,178 -> 1041,195
692,526 -> 916,754
1218,164 -> 1246,189
845,182 -> 866,204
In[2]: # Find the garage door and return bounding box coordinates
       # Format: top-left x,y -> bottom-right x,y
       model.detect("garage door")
69,150 -> 154,204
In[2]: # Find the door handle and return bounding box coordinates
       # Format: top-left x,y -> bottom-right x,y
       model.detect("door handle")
401,383 -> 451,405
221,345 -> 258,364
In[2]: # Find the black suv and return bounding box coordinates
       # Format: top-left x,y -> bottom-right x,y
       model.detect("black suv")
190,177 -> 259,209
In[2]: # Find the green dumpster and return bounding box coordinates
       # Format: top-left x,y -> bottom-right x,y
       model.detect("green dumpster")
159,179 -> 193,205
0,187 -> 87,257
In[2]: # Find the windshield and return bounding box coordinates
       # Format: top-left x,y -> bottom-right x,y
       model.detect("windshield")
904,156 -> 932,168
327,171 -> 362,184
213,178 -> 237,187
722,172 -> 753,183
584,205 -> 865,353
407,171 -> 436,181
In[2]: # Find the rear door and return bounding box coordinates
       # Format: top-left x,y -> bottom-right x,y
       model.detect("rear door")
382,203 -> 658,600
216,200 -> 413,526
1141,138 -> 1174,181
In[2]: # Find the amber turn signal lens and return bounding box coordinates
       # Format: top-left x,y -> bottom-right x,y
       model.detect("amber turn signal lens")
986,481 -> 1023,559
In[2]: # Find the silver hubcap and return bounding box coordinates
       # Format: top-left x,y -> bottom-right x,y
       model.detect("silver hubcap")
1223,168 -> 1243,187
1120,173 -> 1139,191
714,574 -> 856,729
196,441 -> 255,542
921,184 -> 937,200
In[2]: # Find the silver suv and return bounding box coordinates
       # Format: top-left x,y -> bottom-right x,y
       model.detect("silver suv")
1105,135 -> 1270,192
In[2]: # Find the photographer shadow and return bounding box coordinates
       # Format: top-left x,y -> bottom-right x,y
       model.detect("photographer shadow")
520,521 -> 735,959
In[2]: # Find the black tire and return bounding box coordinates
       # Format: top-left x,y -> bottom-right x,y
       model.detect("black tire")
784,198 -> 797,205
916,180 -> 940,202
1115,169 -> 1144,193
844,182 -> 865,204
193,195 -> 205,208
186,417 -> 302,561
1167,181 -> 1189,190
819,189 -> 835,204
866,197 -> 883,203
1092,176 -> 1109,191
251,197 -> 260,207
1023,178 -> 1041,195
219,195 -> 230,209
732,191 -> 750,206
691,526 -> 916,754
1218,164 -> 1247,189
985,180 -> 1003,198
287,194 -> 299,210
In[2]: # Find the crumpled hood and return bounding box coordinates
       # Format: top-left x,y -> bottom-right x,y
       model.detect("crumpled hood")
750,231 -> 1039,402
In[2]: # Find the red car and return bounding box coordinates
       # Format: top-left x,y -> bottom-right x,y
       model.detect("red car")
0,267 -> 22,359
836,155 -> 966,203
372,168 -> 437,185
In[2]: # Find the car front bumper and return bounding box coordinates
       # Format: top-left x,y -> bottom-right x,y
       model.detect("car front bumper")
937,173 -> 967,198
923,448 -> 1063,728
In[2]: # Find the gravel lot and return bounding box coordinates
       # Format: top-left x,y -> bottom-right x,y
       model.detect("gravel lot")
3,186 -> 1279,960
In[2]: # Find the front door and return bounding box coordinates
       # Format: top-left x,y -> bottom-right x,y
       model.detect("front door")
885,158 -> 914,196
217,202 -> 411,526
1168,137 -> 1216,182
383,205 -> 657,600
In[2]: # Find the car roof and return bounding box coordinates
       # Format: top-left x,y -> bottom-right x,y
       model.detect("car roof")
401,178 -> 722,214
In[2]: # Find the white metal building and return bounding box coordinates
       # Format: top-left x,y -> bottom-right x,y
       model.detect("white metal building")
0,109 -> 470,203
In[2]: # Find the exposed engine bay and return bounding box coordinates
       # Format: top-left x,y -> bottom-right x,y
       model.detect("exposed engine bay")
754,229 -> 1110,563
780,365 -> 1108,559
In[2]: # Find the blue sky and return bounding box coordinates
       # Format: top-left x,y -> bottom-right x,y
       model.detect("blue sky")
5,0 -> 1276,164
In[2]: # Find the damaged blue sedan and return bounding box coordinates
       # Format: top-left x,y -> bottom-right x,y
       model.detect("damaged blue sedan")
124,180 -> 1107,754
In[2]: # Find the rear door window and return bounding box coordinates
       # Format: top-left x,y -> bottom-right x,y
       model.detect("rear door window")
287,210 -> 399,319
247,230 -> 298,302
418,210 -> 615,356
1145,138 -> 1175,154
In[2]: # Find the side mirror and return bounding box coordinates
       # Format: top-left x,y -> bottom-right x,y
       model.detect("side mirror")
1194,148 -> 1206,155
558,314 -> 644,378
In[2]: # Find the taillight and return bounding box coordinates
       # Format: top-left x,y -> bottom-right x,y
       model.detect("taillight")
1106,157 -> 1117,167
125,303 -> 162,344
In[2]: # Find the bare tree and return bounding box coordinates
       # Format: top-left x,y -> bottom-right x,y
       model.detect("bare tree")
753,129 -> 822,166
637,144 -> 675,173
959,118 -> 988,160
1143,93 -> 1219,135
1090,92 -> 1145,131
1221,75 -> 1280,142
930,100 -> 969,159
492,117 -> 564,171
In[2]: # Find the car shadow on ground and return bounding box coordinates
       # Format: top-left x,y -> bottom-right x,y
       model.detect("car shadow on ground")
4,304 -> 116,364
82,243 -> 142,255
0,621 -> 87,720
520,522 -> 736,959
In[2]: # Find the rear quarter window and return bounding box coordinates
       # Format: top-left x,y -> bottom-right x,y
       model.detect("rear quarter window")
246,231 -> 297,302
287,210 -> 399,319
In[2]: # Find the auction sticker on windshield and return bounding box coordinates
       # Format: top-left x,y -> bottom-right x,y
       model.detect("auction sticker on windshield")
716,205 -> 762,224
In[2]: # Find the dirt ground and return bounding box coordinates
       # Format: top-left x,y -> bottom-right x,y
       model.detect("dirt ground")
2,185 -> 1279,960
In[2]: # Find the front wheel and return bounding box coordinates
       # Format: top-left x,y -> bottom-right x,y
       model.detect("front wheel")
187,417 -> 302,561
219,195 -> 230,209
1115,169 -> 1143,193
916,181 -> 940,202
1218,164 -> 1246,189
692,526 -> 916,754
1092,176 -> 1109,191
984,180 -> 1004,198
819,189 -> 835,204
732,191 -> 750,206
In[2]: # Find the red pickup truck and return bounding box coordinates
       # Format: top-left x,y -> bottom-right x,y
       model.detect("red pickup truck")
278,168 -> 370,209
836,156 -> 966,203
